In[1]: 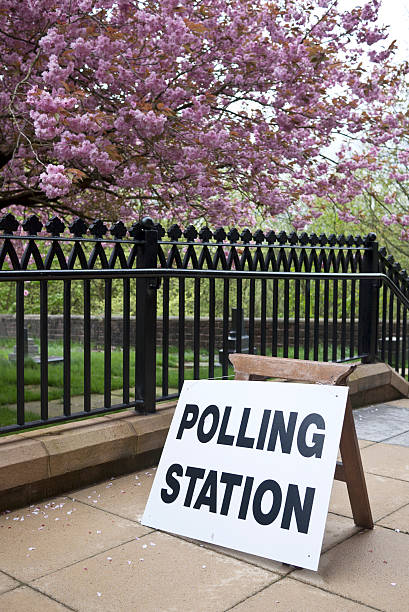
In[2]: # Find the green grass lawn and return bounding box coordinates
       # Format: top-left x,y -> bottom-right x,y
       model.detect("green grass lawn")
0,339 -> 225,408
0,337 -> 355,430
0,406 -> 39,426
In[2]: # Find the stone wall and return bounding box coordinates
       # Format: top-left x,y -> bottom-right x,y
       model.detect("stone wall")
0,313 -> 360,349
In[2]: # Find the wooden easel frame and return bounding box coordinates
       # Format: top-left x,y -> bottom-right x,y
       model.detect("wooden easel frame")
229,354 -> 373,529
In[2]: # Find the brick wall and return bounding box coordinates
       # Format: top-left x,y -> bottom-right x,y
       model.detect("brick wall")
0,314 -> 360,349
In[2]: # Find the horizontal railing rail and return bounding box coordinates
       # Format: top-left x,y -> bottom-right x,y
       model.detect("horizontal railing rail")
0,268 -> 390,282
2,268 -> 407,315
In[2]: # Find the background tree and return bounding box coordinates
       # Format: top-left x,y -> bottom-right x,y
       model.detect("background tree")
0,0 -> 407,226
292,79 -> 409,257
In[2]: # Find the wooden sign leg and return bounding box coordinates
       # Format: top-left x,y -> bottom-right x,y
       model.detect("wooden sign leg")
339,397 -> 373,529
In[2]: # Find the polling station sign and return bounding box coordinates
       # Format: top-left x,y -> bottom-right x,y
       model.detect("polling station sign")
142,380 -> 348,571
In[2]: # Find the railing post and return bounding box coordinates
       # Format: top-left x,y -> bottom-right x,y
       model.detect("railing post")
135,218 -> 158,413
358,234 -> 379,363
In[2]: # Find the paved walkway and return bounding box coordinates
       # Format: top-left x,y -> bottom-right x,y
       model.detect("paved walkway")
0,398 -> 408,611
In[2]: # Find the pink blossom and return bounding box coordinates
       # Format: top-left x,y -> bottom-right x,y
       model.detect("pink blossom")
292,217 -> 309,231
384,195 -> 397,205
337,210 -> 359,224
0,0 -> 407,226
382,214 -> 398,226
39,165 -> 72,198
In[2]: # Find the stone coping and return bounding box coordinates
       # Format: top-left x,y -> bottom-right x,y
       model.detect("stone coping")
0,403 -> 176,512
1,362 -> 408,512
348,362 -> 409,407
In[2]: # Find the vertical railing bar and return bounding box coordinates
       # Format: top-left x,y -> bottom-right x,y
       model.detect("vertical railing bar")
260,279 -> 267,355
332,278 -> 338,361
162,278 -> 169,397
272,278 -> 278,356
249,278 -> 255,354
134,279 -> 139,404
122,278 -> 130,405
40,280 -> 48,421
63,279 -> 71,416
104,279 -> 112,408
16,281 -> 25,426
323,279 -> 329,361
294,279 -> 300,359
236,279 -> 243,354
350,279 -> 356,358
134,226 -> 158,413
193,278 -> 200,379
380,283 -> 387,362
401,304 -> 407,379
145,276 -> 157,412
313,279 -> 320,361
208,278 -> 215,379
340,279 -> 347,361
83,279 -> 91,412
304,279 -> 310,360
178,277 -> 185,392
222,279 -> 229,378
395,297 -> 401,373
283,279 -> 289,358
358,240 -> 379,363
388,290 -> 394,366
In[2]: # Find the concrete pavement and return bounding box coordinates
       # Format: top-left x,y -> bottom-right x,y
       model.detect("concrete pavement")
0,398 -> 408,611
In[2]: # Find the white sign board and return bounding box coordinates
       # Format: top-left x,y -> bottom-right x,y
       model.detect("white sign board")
142,380 -> 348,571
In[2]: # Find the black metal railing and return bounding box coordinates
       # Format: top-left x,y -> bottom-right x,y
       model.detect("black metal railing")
0,212 -> 407,433
378,248 -> 409,378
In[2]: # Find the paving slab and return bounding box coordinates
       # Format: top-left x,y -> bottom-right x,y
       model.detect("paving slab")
357,439 -> 376,449
181,538 -> 293,576
0,586 -> 70,611
32,531 -> 277,612
353,404 -> 409,442
337,439 -> 374,461
378,503 -> 409,534
360,443 -> 409,481
70,468 -> 156,522
382,398 -> 409,408
184,512 -> 359,576
231,576 -> 373,611
72,468 -> 360,579
385,430 -> 409,446
0,497 -> 148,582
329,472 -> 409,521
292,526 -> 409,611
320,512 -> 361,552
0,570 -> 19,595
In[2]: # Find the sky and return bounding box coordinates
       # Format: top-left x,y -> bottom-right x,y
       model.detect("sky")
339,0 -> 409,61
378,0 -> 409,60
319,0 -> 408,160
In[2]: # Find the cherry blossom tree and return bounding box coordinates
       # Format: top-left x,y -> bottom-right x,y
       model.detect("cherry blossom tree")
0,0 -> 407,227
